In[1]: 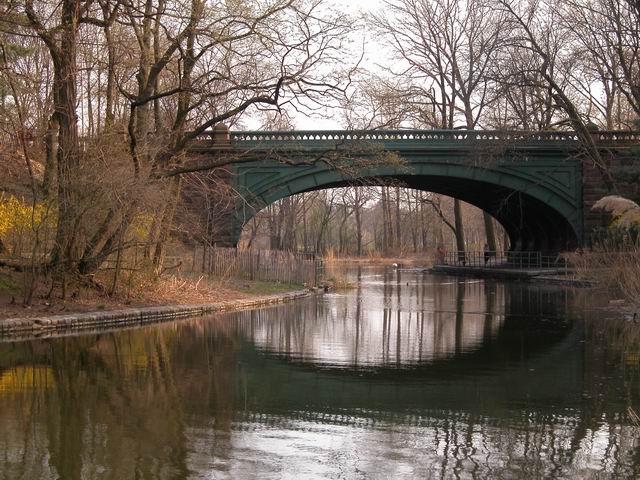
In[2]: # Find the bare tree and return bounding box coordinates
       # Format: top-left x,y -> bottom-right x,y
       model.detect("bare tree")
369,0 -> 507,252
559,0 -> 640,123
495,0 -> 618,189
4,0 -> 357,284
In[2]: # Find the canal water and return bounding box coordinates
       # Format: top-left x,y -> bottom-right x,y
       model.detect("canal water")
0,268 -> 639,479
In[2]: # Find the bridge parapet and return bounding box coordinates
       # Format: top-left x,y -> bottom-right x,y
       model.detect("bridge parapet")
191,128 -> 640,151
593,130 -> 640,142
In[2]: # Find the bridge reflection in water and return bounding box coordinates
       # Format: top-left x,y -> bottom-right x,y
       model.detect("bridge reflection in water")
0,269 -> 638,479
243,270 -> 506,367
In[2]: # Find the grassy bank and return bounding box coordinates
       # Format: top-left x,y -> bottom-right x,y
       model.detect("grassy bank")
214,278 -> 304,295
0,268 -> 304,320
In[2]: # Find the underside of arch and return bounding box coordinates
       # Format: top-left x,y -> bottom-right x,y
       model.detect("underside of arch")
231,161 -> 582,253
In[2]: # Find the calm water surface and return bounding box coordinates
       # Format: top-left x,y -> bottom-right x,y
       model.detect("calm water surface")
1,268 -> 639,479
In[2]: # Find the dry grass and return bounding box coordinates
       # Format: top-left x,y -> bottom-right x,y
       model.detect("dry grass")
0,147 -> 45,198
323,275 -> 357,290
592,195 -> 639,217
323,249 -> 433,266
0,267 -> 302,320
569,248 -> 640,304
321,262 -> 357,290
117,271 -> 252,305
629,407 -> 640,428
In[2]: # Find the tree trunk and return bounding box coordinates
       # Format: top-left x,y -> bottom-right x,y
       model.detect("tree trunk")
483,211 -> 497,251
103,24 -> 116,128
420,193 -> 428,251
395,186 -> 401,251
43,114 -> 59,198
355,200 -> 362,256
50,0 -> 82,271
302,195 -> 308,251
454,199 -> 465,253
386,187 -> 394,252
152,177 -> 182,269
381,188 -> 388,255
338,207 -> 349,255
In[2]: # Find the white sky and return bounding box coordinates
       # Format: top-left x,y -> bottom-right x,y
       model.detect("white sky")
245,0 -> 387,131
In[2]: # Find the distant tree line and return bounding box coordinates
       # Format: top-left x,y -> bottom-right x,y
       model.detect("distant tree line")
239,186 -> 507,256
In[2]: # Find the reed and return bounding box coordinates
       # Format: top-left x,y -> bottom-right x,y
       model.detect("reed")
184,246 -> 321,287
569,247 -> 640,303
629,407 -> 640,429
322,262 -> 357,290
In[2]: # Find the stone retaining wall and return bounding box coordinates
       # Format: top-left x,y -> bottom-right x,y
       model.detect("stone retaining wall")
0,290 -> 312,337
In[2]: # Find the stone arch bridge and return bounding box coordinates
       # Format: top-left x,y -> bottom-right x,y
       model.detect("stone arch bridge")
186,128 -> 639,252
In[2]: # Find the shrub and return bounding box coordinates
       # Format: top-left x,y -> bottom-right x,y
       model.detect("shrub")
0,194 -> 54,258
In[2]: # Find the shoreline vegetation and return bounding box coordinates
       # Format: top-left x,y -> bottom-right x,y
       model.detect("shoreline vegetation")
0,289 -> 312,338
323,251 -> 432,266
0,266 -> 304,321
1,246 -> 638,324
569,248 -> 640,317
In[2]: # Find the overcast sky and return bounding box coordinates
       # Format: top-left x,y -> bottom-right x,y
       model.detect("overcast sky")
245,0 -> 387,131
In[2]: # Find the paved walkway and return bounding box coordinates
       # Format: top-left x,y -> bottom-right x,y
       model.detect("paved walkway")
431,264 -> 572,280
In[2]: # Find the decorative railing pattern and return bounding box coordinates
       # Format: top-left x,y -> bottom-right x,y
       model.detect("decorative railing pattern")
193,129 -> 640,146
594,131 -> 640,141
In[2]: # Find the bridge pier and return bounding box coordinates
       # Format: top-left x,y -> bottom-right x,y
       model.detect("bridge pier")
582,151 -> 639,244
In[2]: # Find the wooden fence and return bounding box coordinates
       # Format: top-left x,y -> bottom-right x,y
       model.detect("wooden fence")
200,247 -> 322,286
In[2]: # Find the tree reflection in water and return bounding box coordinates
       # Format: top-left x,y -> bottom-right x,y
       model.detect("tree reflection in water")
0,269 -> 638,479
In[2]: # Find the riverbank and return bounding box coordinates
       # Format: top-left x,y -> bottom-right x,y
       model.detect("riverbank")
426,264 -> 601,288
428,264 -> 639,318
0,267 -> 304,320
324,253 -> 430,266
0,288 -> 312,337
430,264 -> 569,279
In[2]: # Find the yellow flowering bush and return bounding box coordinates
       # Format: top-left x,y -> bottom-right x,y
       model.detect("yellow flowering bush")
129,212 -> 154,241
0,194 -> 54,255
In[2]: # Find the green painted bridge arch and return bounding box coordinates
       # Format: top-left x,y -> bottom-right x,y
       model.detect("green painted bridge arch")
188,129 -> 640,252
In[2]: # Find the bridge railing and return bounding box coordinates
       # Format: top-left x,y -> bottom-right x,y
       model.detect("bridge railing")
439,250 -> 568,270
193,128 -> 640,146
229,129 -> 583,143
